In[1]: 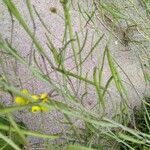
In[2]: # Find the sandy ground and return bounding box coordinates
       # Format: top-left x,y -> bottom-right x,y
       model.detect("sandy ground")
0,0 -> 149,146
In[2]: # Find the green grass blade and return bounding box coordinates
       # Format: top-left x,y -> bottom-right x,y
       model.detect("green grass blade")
66,144 -> 95,150
0,132 -> 21,150
118,132 -> 146,145
7,114 -> 27,145
0,123 -> 60,140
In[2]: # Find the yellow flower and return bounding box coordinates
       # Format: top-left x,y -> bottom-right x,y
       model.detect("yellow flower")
31,105 -> 49,113
40,93 -> 48,103
31,106 -> 41,113
15,89 -> 29,105
31,93 -> 49,113
15,97 -> 27,105
15,89 -> 49,113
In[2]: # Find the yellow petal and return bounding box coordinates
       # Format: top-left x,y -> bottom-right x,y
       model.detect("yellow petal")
40,93 -> 48,99
31,95 -> 39,101
40,93 -> 48,103
31,106 -> 41,113
14,89 -> 29,105
42,98 -> 48,103
15,97 -> 28,105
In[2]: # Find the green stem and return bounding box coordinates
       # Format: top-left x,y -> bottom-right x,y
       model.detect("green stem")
55,67 -> 95,86
62,1 -> 78,70
0,124 -> 60,139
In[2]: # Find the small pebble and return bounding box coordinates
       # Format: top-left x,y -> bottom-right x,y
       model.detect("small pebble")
49,7 -> 57,14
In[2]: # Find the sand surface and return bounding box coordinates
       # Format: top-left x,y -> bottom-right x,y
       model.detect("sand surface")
0,0 -> 149,146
